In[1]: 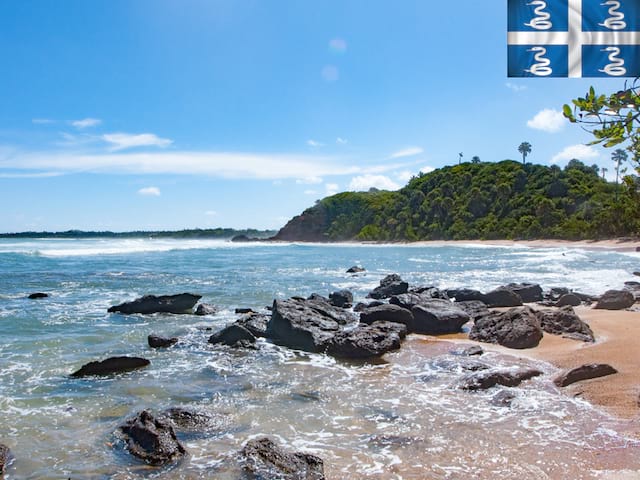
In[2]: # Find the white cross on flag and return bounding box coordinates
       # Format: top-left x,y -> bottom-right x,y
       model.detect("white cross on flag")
508,0 -> 640,77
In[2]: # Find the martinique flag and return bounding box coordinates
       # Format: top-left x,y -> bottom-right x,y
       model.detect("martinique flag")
508,0 -> 640,77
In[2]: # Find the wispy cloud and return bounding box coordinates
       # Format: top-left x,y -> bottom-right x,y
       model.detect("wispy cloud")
307,139 -> 324,148
389,147 -> 423,159
349,174 -> 400,191
527,109 -> 567,133
321,65 -> 339,82
551,144 -> 599,164
329,38 -> 347,53
72,118 -> 102,129
32,118 -> 55,125
304,189 -> 318,195
506,82 -> 527,92
138,186 -> 161,196
0,171 -> 64,179
102,133 -> 173,151
336,137 -> 348,145
296,176 -> 323,184
325,183 -> 339,196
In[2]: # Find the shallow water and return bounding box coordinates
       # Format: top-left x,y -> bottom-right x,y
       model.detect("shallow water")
1,238 -> 639,478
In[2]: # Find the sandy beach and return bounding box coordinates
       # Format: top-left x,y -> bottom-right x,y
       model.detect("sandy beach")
410,238 -> 640,253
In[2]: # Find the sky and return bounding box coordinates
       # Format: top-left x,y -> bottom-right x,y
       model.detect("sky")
0,0 -> 631,232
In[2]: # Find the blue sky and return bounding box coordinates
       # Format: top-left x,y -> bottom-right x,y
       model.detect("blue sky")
0,0 -> 627,232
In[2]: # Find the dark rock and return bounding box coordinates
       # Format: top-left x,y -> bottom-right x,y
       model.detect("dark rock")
359,304 -> 414,330
410,299 -> 471,334
555,293 -> 581,307
454,345 -> 484,356
236,313 -> 269,338
235,307 -> 255,314
161,408 -> 217,431
624,281 -> 640,300
369,320 -> 408,340
453,300 -> 491,321
407,286 -> 449,300
634,271 -> 640,277
491,390 -> 516,407
28,292 -> 48,299
367,274 -> 409,299
430,357 -> 489,373
266,297 -> 350,352
390,291 -> 448,310
354,301 -> 384,312
290,391 -> 321,402
148,334 -> 178,348
574,291 -> 599,303
554,363 -> 618,387
544,287 -> 570,303
346,266 -> 366,273
503,283 -> 543,303
594,290 -> 635,310
0,443 -> 11,475
536,306 -> 594,342
636,246 -> 640,252
329,290 -> 353,308
446,288 -> 485,302
460,368 -> 543,390
119,410 -> 186,465
208,324 -> 256,347
194,303 -> 218,316
108,293 -> 202,315
482,288 -> 523,308
326,323 -> 403,358
469,307 -> 543,349
71,356 -> 150,377
240,436 -> 325,480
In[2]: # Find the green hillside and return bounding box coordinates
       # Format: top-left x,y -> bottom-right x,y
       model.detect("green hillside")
274,160 -> 640,242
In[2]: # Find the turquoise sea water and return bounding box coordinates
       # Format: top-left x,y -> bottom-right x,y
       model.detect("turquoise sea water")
1,238 -> 639,479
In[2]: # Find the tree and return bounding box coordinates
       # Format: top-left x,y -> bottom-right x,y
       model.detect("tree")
612,148 -> 628,201
518,142 -> 532,165
471,155 -> 481,164
601,167 -> 608,179
563,78 -> 640,166
458,152 -> 463,165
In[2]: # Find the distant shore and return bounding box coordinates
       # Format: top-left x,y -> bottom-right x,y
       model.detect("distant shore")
410,239 -> 640,253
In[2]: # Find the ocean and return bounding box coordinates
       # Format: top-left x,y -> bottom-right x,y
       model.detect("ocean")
1,238 -> 639,479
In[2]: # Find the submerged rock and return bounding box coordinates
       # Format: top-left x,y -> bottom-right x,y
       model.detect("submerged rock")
194,303 -> 218,316
469,307 -> 543,349
119,410 -> 186,465
240,436 -> 325,480
0,443 -> 11,475
410,299 -> 471,334
491,390 -> 516,407
28,292 -> 49,299
108,293 -> 202,315
460,368 -> 543,390
326,323 -> 403,358
208,324 -> 256,348
367,274 -> 409,299
536,306 -> 594,342
161,407 -> 219,432
594,290 -> 635,310
453,345 -> 484,356
148,334 -> 178,348
71,356 -> 150,377
554,364 -> 618,387
359,304 -> 414,330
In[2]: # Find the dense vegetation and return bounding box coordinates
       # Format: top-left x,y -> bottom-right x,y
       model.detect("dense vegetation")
0,228 -> 276,239
275,160 -> 640,242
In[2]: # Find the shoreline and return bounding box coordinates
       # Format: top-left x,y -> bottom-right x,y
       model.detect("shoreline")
439,305 -> 640,423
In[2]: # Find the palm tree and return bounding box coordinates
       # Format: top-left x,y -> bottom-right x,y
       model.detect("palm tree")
458,152 -> 463,165
518,142 -> 532,165
601,167 -> 608,179
471,156 -> 481,164
612,148 -> 628,201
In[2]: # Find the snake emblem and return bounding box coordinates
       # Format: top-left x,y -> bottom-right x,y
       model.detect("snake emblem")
598,47 -> 627,76
525,1 -> 552,30
599,1 -> 627,30
525,47 -> 553,76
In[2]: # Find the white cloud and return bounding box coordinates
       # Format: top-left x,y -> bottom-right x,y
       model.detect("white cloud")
551,144 -> 600,164
336,137 -> 348,145
304,189 -> 318,195
72,118 -> 102,129
204,210 -> 218,216
296,176 -> 323,184
0,171 -> 63,178
102,133 -> 173,151
389,147 -> 423,159
506,82 -> 527,92
349,174 -> 400,191
307,139 -> 324,147
321,65 -> 339,82
32,118 -> 55,125
396,170 -> 414,183
329,38 -> 347,53
138,186 -> 161,196
527,109 -> 567,133
420,165 -> 435,174
325,183 -> 339,196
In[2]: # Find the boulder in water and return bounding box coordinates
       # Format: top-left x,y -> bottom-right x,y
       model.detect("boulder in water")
346,266 -> 366,273
119,410 -> 186,465
367,274 -> 409,299
108,293 -> 202,315
410,299 -> 471,334
194,303 -> 218,316
469,307 -> 543,349
240,436 -> 325,480
71,356 -> 150,377
208,324 -> 256,348
359,304 -> 414,331
148,334 -> 178,348
459,368 -> 543,390
325,323 -> 403,359
236,312 -> 269,338
28,292 -> 49,299
329,290 -> 353,308
554,364 -> 617,387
